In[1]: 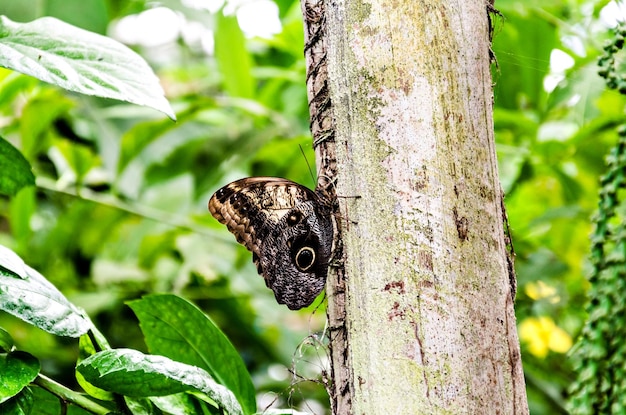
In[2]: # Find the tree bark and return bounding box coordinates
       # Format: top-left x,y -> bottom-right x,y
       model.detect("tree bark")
303,0 -> 529,413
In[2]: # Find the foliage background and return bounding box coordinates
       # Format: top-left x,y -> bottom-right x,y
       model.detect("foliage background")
0,0 -> 624,413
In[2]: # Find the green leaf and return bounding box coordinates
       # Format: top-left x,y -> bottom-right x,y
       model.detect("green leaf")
548,62 -> 607,123
0,387 -> 34,415
76,348 -> 243,415
0,244 -> 93,337
115,106 -> 199,190
54,138 -> 100,183
0,327 -> 13,352
215,12 -> 254,99
0,71 -> 38,107
0,244 -> 29,279
124,396 -> 161,415
8,186 -> 36,252
79,328 -> 111,356
150,393 -> 206,415
23,386 -> 92,415
116,116 -> 182,176
492,10 -> 556,110
0,16 -> 175,119
19,88 -> 75,159
76,333 -> 114,401
44,0 -> 109,34
0,0 -> 108,33
128,294 -> 256,415
0,136 -> 35,196
0,351 -> 40,404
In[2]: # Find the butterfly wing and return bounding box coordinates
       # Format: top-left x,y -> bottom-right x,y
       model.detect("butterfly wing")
208,177 -> 333,309
209,177 -> 318,266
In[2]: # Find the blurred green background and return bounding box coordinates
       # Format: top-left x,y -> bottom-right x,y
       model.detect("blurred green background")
0,0 -> 624,413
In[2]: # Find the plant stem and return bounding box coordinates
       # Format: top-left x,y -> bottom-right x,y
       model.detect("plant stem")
35,176 -> 230,241
34,374 -> 111,414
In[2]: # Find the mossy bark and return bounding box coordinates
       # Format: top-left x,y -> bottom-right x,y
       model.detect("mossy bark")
321,0 -> 529,413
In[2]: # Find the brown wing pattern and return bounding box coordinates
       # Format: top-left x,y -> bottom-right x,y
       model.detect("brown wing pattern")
209,176 -> 333,309
208,177 -> 318,265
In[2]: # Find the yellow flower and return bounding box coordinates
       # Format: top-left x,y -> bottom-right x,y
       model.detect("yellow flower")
525,281 -> 560,303
519,316 -> 573,358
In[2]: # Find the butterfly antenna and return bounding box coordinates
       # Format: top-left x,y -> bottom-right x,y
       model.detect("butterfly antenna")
299,144 -> 316,183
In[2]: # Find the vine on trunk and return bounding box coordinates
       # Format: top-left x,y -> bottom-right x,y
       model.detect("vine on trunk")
568,22 -> 626,415
301,1 -> 350,414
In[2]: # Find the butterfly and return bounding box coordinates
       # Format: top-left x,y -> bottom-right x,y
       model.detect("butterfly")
208,177 -> 334,310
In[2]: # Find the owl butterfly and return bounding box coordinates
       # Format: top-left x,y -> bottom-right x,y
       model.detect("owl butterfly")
208,177 -> 334,310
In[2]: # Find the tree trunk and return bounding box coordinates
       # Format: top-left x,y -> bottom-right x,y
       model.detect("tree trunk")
303,0 -> 529,413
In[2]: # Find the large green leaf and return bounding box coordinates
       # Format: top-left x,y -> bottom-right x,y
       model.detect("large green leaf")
0,244 -> 93,337
76,348 -> 243,415
128,294 -> 256,415
0,16 -> 175,119
0,136 -> 35,196
0,351 -> 40,404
